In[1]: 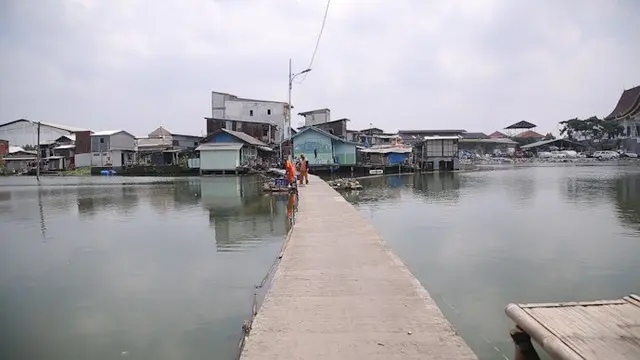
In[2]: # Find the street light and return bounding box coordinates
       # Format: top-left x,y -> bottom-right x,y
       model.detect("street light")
281,59 -> 312,162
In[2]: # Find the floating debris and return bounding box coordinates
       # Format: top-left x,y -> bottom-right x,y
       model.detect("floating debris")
327,178 -> 363,190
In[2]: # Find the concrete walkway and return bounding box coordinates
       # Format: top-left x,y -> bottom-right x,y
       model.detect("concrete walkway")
241,176 -> 477,359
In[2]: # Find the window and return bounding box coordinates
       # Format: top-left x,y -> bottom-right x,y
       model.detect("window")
267,109 -> 271,115
627,126 -> 632,137
236,122 -> 243,131
100,138 -> 104,143
172,140 -> 179,146
636,125 -> 640,137
249,110 -> 254,116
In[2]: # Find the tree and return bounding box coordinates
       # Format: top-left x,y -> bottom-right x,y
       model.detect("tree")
22,144 -> 37,151
543,133 -> 556,140
559,116 -> 624,149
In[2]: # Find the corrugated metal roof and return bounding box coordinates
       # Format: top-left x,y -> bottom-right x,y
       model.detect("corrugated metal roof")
196,143 -> 243,151
220,128 -> 267,147
359,147 -> 412,154
53,144 -> 76,150
460,138 -> 518,145
0,119 -> 89,132
423,135 -> 461,140
91,130 -> 121,136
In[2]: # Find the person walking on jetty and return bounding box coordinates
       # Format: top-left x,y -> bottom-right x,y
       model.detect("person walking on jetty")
299,154 -> 309,185
285,158 -> 297,188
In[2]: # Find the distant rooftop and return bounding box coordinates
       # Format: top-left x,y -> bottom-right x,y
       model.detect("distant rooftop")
212,91 -> 287,104
298,108 -> 330,116
505,121 -> 536,129
0,119 -> 89,133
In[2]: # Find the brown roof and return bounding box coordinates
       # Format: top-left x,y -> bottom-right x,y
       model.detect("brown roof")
489,131 -> 507,138
514,130 -> 544,139
605,85 -> 640,120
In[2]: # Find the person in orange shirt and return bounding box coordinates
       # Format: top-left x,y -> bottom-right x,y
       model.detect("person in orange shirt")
285,158 -> 297,187
299,154 -> 309,185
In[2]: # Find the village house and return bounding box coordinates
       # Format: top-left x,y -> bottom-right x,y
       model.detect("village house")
196,128 -> 272,174
398,129 -> 466,145
297,118 -> 349,139
136,126 -> 200,165
359,146 -> 412,167
2,146 -> 37,173
206,91 -> 287,144
90,130 -> 136,169
605,84 -> 640,153
412,135 -> 460,171
291,127 -> 358,167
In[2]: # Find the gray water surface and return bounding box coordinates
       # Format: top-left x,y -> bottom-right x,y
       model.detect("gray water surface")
0,176 -> 291,360
345,166 -> 640,359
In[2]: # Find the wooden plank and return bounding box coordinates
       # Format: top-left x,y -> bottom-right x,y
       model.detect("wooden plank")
241,175 -> 477,360
507,295 -> 640,360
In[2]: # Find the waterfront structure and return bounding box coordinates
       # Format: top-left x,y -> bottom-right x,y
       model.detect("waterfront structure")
298,108 -> 331,126
90,130 -> 136,169
208,91 -> 288,144
291,127 -> 357,166
136,126 -> 200,165
297,118 -> 349,139
513,130 -> 545,140
348,127 -> 402,147
240,176 -> 478,360
2,147 -> 36,173
398,129 -> 466,145
605,84 -> 640,153
506,294 -> 640,359
412,135 -> 460,171
0,119 -> 89,147
359,146 -> 412,167
196,128 -> 272,174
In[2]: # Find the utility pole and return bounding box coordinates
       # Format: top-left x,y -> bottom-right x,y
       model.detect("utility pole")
36,121 -> 41,181
281,59 -> 312,164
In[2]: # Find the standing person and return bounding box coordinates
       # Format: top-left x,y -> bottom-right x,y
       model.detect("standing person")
299,154 -> 309,185
285,158 -> 297,188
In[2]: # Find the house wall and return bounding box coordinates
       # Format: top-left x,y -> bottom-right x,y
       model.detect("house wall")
387,152 -> 408,165
211,92 -> 287,141
333,141 -> 356,165
302,110 -> 330,126
312,120 -> 347,139
172,135 -> 199,149
0,121 -> 73,147
293,131 -> 334,165
200,149 -> 240,171
0,140 -> 8,163
75,153 -> 91,167
110,132 -> 136,150
206,118 -> 274,144
74,131 -> 91,153
91,135 -> 111,152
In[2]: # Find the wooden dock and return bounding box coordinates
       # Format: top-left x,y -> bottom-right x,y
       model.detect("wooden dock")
240,175 -> 477,359
506,294 -> 640,359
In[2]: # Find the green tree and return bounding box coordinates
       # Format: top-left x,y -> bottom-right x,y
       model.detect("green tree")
559,116 -> 624,149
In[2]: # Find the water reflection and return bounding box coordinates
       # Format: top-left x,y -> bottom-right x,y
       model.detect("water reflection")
0,176 -> 290,360
200,177 -> 289,251
347,166 -> 640,360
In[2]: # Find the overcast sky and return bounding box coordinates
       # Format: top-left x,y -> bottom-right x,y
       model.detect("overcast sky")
1,0 -> 638,136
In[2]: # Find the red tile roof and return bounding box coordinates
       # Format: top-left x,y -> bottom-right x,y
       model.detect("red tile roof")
489,131 -> 507,138
605,85 -> 640,120
515,130 -> 545,139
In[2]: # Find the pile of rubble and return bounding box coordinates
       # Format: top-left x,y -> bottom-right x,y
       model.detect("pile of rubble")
327,178 -> 363,190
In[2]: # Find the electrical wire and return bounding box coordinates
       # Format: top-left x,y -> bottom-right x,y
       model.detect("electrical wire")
297,0 -> 331,84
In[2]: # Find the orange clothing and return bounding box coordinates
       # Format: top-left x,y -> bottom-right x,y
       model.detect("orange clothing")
285,160 -> 297,184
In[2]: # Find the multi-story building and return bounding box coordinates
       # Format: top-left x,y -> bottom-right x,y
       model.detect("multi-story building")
207,91 -> 288,144
298,108 -> 331,126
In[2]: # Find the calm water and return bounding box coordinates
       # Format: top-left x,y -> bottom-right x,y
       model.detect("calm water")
345,165 -> 640,359
0,176 -> 292,360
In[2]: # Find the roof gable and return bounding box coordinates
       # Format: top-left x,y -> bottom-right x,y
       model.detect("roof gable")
505,121 -> 537,129
205,128 -> 267,147
149,126 -> 173,138
605,85 -> 640,120
292,126 -> 358,145
0,119 -> 88,132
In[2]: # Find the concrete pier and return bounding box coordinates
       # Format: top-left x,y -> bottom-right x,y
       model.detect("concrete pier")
241,176 -> 477,359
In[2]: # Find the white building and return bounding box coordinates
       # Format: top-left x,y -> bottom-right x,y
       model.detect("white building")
0,119 -> 88,147
90,130 -> 136,168
211,91 -> 290,142
298,108 -> 331,126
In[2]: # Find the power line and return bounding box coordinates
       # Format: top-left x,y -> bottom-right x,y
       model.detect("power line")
297,0 -> 331,84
